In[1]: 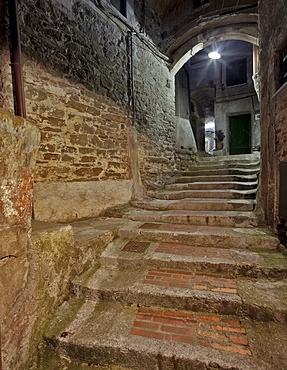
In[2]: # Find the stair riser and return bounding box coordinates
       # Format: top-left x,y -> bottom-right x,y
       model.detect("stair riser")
118,229 -> 278,250
163,202 -> 254,212
71,285 -> 287,322
130,201 -> 255,212
165,183 -> 258,191
200,160 -> 260,165
130,214 -> 258,228
179,169 -> 259,177
48,340 -> 232,370
99,256 -> 287,280
72,286 -> 240,317
173,176 -> 257,184
187,164 -> 260,171
151,191 -> 256,200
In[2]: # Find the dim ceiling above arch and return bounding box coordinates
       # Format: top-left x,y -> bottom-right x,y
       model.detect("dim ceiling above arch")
143,1 -> 259,74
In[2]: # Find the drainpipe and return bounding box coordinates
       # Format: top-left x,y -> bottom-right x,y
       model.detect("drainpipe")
140,0 -> 146,33
8,0 -> 26,118
127,30 -> 136,125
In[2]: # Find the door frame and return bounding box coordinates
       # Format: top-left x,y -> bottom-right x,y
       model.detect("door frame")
228,113 -> 252,155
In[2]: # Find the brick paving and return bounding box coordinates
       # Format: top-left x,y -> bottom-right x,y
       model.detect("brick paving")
155,242 -> 233,259
142,269 -> 238,294
130,307 -> 252,356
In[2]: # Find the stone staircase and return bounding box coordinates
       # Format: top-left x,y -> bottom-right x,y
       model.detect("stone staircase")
43,154 -> 287,369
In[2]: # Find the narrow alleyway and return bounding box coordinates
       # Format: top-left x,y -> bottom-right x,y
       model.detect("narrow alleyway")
37,154 -> 287,369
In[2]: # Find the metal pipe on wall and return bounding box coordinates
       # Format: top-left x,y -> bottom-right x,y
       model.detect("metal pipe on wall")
127,30 -> 136,125
8,0 -> 26,118
140,0 -> 146,33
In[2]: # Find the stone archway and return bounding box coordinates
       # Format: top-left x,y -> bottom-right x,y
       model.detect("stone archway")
170,27 -> 258,74
170,24 -> 259,157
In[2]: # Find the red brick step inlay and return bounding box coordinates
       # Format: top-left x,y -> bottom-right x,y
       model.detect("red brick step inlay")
130,308 -> 252,357
142,269 -> 238,294
155,242 -> 233,259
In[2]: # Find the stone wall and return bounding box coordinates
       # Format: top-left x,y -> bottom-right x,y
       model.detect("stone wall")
14,0 -> 182,218
258,0 -> 287,228
0,108 -> 126,369
23,59 -> 134,221
131,33 -> 177,189
0,109 -> 39,369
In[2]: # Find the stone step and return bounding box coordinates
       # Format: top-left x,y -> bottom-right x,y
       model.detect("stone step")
117,221 -> 279,250
176,168 -> 260,177
130,198 -> 256,212
172,174 -> 258,184
188,163 -> 260,172
45,299 -> 287,370
147,189 -> 257,200
124,208 -> 259,228
165,181 -> 258,191
99,238 -> 287,279
200,153 -> 260,163
72,264 -> 287,321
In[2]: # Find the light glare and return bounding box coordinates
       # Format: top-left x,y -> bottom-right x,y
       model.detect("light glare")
208,51 -> 221,59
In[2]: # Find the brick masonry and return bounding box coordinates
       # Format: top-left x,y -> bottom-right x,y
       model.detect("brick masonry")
24,59 -> 130,183
131,307 -> 252,356
142,269 -> 238,294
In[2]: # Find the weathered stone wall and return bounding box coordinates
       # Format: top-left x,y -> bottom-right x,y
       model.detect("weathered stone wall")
15,0 -> 181,216
0,109 -> 39,369
258,0 -> 287,228
131,33 -> 177,189
0,105 -> 121,367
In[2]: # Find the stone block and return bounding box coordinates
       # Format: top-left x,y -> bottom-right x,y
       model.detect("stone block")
33,179 -> 133,222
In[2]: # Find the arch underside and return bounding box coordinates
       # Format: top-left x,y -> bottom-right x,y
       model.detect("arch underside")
167,15 -> 258,73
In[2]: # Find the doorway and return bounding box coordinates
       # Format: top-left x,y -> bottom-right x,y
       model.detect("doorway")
229,114 -> 251,155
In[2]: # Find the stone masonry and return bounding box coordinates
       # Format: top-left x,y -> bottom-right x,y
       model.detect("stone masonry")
18,0 -> 177,194
0,109 -> 39,369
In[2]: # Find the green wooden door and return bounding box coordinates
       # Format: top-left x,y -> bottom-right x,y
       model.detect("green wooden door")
229,114 -> 251,155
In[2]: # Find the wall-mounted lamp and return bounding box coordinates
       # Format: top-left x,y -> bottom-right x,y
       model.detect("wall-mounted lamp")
208,51 -> 221,59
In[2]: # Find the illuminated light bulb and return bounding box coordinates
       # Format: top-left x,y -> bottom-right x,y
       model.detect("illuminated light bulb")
208,51 -> 221,59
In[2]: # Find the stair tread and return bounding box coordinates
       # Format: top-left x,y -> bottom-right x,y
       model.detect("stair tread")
46,299 -> 287,370
131,198 -> 256,205
126,210 -> 258,227
72,264 -> 287,318
199,153 -> 260,161
119,220 -> 271,235
130,198 -> 255,212
124,208 -> 258,226
176,168 -> 260,175
126,208 -> 257,218
99,238 -> 286,275
167,181 -> 258,185
151,189 -> 257,195
117,220 -> 278,250
187,165 -> 260,170
148,189 -> 257,201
